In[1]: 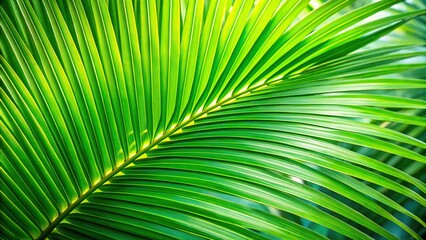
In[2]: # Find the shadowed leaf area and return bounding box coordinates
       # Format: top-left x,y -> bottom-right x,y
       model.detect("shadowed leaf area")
1,0 -> 425,239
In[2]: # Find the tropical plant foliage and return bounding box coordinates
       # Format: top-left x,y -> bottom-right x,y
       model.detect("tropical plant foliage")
1,0 -> 425,239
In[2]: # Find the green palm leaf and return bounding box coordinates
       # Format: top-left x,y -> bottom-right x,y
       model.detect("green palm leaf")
1,0 -> 425,239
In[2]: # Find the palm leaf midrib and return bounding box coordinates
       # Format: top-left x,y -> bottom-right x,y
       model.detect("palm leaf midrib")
36,75 -> 282,240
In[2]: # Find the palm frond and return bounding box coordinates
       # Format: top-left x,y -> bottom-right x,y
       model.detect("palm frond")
1,0 -> 425,239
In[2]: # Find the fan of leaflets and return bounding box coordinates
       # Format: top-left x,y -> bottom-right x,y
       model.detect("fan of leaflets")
1,0 -> 425,239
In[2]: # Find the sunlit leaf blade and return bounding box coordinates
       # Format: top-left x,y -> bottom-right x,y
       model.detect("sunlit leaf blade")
1,0 -> 425,239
